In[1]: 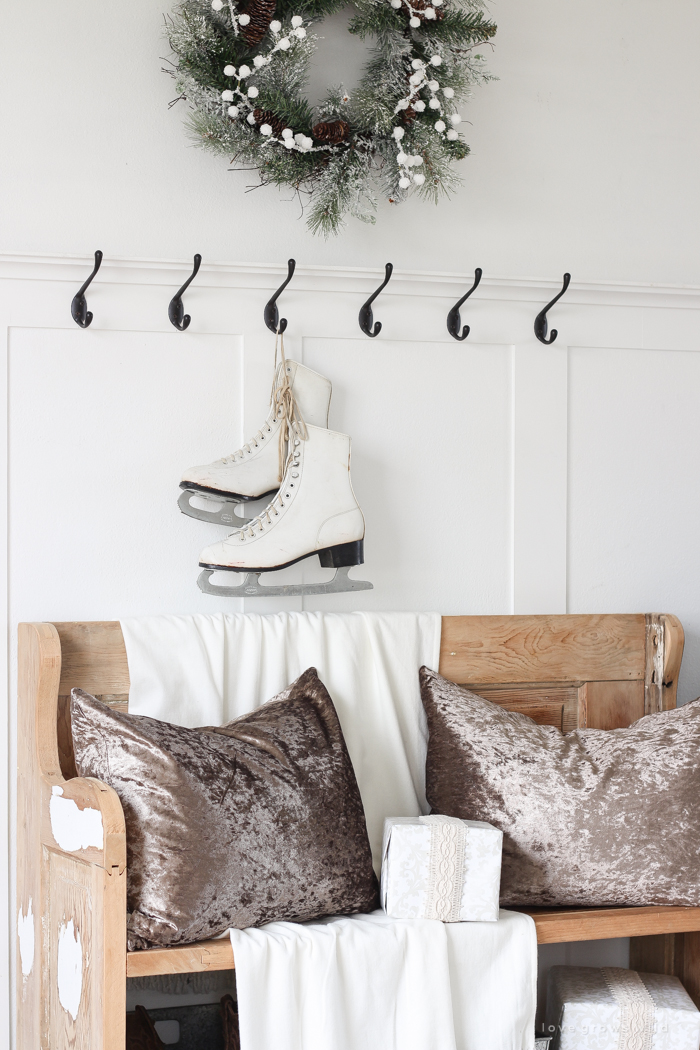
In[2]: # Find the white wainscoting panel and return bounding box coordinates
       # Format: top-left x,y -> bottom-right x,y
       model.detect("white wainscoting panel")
3,254 -> 700,1044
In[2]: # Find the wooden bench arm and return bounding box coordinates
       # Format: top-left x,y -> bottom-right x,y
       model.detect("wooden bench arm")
41,775 -> 126,873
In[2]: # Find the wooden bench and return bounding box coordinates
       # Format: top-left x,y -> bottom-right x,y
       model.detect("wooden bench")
17,614 -> 700,1049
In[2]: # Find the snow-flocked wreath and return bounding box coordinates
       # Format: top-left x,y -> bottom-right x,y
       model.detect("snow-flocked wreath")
166,0 -> 496,235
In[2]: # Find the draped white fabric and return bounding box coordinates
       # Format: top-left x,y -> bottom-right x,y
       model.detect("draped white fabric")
121,611 -> 537,1050
231,909 -> 537,1050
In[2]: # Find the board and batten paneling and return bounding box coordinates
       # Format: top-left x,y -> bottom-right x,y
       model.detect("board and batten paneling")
3,255 -> 700,1044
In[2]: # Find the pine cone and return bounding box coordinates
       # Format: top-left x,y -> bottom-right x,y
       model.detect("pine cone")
253,108 -> 286,137
238,0 -> 277,46
399,0 -> 445,23
311,120 -> 350,144
400,105 -> 417,125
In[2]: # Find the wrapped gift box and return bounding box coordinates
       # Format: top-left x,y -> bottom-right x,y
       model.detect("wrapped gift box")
380,815 -> 502,922
545,965 -> 700,1050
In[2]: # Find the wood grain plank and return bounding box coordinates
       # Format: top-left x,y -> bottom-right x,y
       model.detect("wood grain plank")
467,682 -> 581,731
439,615 -> 647,684
126,939 -> 235,978
53,622 -> 129,696
584,681 -> 645,730
522,906 -> 700,944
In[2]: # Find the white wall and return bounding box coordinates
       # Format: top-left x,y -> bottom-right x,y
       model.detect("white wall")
3,0 -> 700,1043
2,1 -> 700,284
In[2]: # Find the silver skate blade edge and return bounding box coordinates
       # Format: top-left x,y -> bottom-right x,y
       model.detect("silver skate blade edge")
177,488 -> 253,528
197,566 -> 373,598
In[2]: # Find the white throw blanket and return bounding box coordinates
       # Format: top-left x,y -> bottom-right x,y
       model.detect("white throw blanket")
121,611 -> 537,1050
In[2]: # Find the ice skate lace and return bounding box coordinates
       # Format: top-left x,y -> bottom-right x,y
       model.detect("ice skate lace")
237,442 -> 302,540
220,332 -> 307,483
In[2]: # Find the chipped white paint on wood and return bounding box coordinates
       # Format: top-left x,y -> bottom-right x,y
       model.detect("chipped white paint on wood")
17,899 -> 34,978
50,785 -> 104,852
57,920 -> 83,1021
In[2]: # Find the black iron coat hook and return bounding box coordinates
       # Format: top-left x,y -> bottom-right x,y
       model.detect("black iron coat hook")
359,263 -> 393,337
169,254 -> 202,331
534,273 -> 571,345
264,259 -> 296,333
71,250 -> 103,328
447,268 -> 483,341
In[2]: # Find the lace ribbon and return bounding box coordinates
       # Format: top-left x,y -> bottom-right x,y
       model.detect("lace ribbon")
272,331 -> 308,482
419,816 -> 466,922
601,968 -> 655,1050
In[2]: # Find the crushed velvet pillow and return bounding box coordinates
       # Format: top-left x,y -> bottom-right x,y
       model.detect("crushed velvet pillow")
420,665 -> 700,907
71,668 -> 378,949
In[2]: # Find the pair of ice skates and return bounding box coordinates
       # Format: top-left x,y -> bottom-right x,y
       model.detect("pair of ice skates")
179,354 -> 373,598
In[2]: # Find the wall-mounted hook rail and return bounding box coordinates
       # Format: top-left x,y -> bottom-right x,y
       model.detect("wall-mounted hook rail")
359,263 -> 393,338
447,268 -> 483,341
264,259 -> 296,333
534,272 -> 571,345
71,250 -> 103,328
169,254 -> 202,331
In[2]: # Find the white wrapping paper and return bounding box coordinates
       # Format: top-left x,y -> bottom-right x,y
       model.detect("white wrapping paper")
545,966 -> 700,1050
381,815 -> 502,922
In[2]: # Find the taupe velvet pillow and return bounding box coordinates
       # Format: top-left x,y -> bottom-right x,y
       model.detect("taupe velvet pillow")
420,665 -> 700,907
71,668 -> 378,950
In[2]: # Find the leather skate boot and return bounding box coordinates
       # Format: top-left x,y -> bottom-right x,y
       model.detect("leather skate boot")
179,359 -> 331,527
198,425 -> 365,575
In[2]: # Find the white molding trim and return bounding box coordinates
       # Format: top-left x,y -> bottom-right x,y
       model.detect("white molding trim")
3,252 -> 700,309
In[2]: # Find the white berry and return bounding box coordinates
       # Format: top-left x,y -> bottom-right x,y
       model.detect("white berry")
397,151 -> 408,164
303,136 -> 313,149
270,19 -> 281,31
414,100 -> 426,112
446,129 -> 458,140
409,73 -> 423,86
284,138 -> 295,149
211,0 -> 223,9
434,119 -> 446,132
291,15 -> 303,27
247,112 -> 256,124
399,177 -> 411,189
253,55 -> 265,68
424,8 -> 436,18
429,98 -> 440,109
433,0 -> 443,5
397,99 -> 410,110
228,104 -> 239,117
260,124 -> 272,135
281,127 -> 294,139
391,0 -> 402,7
223,64 -> 235,76
428,79 -> 439,91
443,87 -> 454,98
413,172 -> 425,185
411,58 -> 423,70
411,155 -> 423,165
278,37 -> 291,49
238,12 -> 250,24
221,89 -> 234,101
449,113 -> 461,125
430,55 -> 442,65
294,27 -> 306,37
393,126 -> 405,140
409,16 -> 421,27
247,86 -> 259,97
238,64 -> 251,77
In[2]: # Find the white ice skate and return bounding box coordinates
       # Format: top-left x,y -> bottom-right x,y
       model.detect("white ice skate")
197,425 -> 373,597
178,359 -> 332,527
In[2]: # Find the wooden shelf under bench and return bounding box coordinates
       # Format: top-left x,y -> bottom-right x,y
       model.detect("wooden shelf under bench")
125,906 -> 700,977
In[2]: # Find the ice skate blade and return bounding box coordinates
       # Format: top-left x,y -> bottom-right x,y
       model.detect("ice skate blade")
177,488 -> 253,528
197,566 -> 373,598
